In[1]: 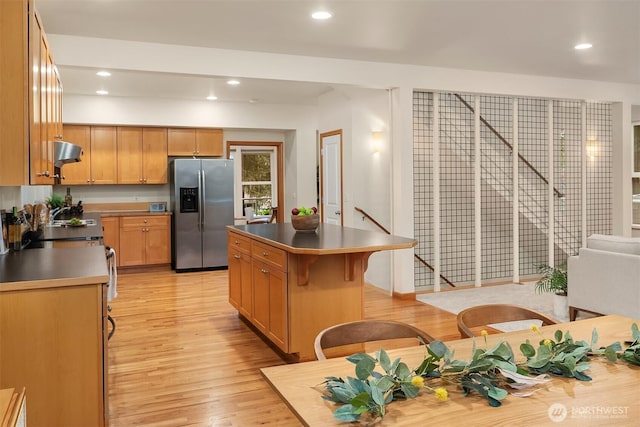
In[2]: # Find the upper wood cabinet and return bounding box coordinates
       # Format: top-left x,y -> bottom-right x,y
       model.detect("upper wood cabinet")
62,125 -> 117,185
0,0 -> 62,185
168,128 -> 223,157
117,127 -> 167,184
90,127 -> 118,184
60,125 -> 91,184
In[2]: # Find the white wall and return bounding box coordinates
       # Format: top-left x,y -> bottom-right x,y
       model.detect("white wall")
317,87 -> 394,291
61,94 -> 318,215
48,34 -> 640,294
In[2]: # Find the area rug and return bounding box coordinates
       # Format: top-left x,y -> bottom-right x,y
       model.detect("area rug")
416,282 -> 569,332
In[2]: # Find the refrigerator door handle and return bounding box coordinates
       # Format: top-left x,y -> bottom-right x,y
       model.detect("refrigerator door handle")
197,169 -> 203,231
201,169 -> 206,227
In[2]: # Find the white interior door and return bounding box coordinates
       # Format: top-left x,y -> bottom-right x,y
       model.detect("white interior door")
320,130 -> 343,225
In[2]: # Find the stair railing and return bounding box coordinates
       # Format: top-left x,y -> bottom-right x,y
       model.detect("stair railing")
354,206 -> 456,288
453,93 -> 564,198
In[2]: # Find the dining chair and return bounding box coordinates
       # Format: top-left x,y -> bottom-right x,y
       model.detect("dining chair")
314,319 -> 435,360
457,304 -> 559,338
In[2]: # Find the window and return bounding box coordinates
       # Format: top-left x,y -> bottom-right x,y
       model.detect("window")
230,146 -> 278,218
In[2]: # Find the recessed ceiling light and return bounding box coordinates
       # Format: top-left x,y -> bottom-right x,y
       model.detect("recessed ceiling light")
96,90 -> 109,95
206,95 -> 218,101
574,43 -> 592,50
312,10 -> 332,20
226,79 -> 240,86
96,71 -> 111,77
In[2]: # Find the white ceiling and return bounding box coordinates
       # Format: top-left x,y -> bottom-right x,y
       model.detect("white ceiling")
36,0 -> 640,104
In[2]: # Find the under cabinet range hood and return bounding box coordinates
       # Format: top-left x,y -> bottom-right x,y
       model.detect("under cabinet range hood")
54,141 -> 83,168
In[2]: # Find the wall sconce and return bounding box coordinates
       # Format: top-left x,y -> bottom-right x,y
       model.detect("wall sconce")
586,139 -> 598,160
372,131 -> 383,154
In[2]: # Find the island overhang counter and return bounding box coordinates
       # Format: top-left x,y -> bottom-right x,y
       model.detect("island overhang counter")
227,223 -> 417,361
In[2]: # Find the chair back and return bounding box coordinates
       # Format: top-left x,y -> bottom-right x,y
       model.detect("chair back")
457,304 -> 559,338
314,320 -> 434,360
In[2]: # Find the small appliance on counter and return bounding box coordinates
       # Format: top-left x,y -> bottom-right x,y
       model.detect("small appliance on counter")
149,202 -> 167,212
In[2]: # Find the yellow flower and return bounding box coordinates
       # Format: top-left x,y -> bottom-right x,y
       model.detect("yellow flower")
529,324 -> 540,333
543,339 -> 552,346
434,387 -> 448,401
480,330 -> 489,337
411,376 -> 424,388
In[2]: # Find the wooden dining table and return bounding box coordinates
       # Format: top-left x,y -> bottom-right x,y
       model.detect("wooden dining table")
261,315 -> 640,426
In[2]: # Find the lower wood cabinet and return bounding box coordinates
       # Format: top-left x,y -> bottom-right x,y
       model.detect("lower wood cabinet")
118,215 -> 170,266
227,229 -> 366,361
228,231 -> 289,353
228,243 -> 252,318
52,239 -> 100,248
252,258 -> 287,350
101,216 -> 120,265
0,283 -> 107,426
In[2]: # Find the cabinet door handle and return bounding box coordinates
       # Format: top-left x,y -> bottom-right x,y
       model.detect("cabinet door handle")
234,254 -> 241,259
262,252 -> 268,257
234,240 -> 240,245
260,268 -> 269,274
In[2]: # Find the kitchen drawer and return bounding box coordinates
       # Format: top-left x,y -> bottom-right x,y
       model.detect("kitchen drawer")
228,233 -> 251,254
120,216 -> 169,228
251,241 -> 287,271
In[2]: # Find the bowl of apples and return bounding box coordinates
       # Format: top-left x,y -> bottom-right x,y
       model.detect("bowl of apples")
291,206 -> 319,232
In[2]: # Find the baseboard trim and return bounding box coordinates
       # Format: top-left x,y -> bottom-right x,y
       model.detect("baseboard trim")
393,291 -> 416,300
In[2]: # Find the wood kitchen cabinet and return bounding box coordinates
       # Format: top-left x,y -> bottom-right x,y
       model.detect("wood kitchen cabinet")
228,234 -> 253,318
60,124 -> 90,183
228,231 -> 288,352
118,215 -> 171,266
0,0 -> 62,185
62,125 -> 117,184
101,216 -> 120,265
0,281 -> 107,427
227,225 -> 416,361
90,126 -> 118,184
168,128 -> 223,157
117,127 -> 168,184
29,8 -> 63,184
252,257 -> 288,350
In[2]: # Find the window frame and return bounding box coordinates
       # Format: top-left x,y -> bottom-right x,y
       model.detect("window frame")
227,141 -> 284,223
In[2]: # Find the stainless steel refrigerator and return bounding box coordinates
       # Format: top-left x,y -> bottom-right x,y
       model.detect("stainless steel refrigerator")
170,159 -> 234,271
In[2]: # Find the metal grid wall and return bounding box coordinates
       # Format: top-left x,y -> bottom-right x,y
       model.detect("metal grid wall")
480,95 -> 513,280
412,92 -> 612,290
553,101 -> 582,265
439,93 -> 475,285
413,92 -> 434,288
517,98 -> 549,276
586,103 -> 613,236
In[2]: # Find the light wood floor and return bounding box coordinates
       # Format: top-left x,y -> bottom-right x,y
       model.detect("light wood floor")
108,269 -> 460,426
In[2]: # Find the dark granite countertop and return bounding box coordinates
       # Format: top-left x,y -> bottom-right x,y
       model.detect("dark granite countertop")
28,212 -> 104,243
0,246 -> 109,291
227,223 -> 417,255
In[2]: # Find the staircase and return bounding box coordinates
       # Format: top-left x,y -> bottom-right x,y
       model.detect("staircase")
437,95 -> 577,257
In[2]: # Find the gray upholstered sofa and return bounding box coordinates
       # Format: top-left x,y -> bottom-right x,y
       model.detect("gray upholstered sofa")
567,234 -> 640,321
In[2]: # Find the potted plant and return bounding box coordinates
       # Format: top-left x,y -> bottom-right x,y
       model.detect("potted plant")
534,263 -> 568,318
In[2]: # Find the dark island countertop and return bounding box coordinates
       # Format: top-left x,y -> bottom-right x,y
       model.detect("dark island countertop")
227,223 -> 417,255
0,246 -> 109,292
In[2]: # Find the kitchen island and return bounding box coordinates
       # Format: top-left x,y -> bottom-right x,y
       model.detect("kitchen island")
227,223 -> 417,361
0,246 -> 109,426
